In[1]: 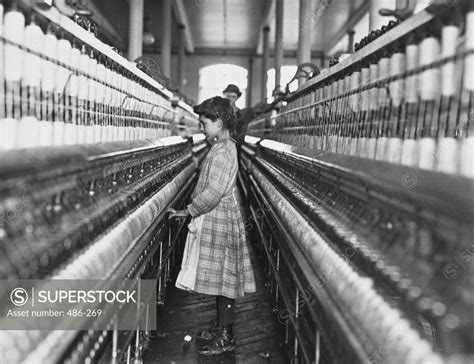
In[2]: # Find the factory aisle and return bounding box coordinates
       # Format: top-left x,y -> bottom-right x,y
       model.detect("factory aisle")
142,189 -> 286,363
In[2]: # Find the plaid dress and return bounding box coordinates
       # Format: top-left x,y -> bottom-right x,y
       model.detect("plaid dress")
187,138 -> 256,298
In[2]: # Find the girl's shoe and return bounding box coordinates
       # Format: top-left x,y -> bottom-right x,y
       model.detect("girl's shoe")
198,325 -> 235,355
196,326 -> 219,341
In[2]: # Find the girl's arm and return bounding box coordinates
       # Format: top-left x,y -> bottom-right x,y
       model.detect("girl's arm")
187,150 -> 232,217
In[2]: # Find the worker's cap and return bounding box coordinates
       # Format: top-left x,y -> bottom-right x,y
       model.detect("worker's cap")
222,84 -> 242,97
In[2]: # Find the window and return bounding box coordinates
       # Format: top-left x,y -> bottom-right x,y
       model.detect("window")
267,66 -> 298,101
198,64 -> 248,109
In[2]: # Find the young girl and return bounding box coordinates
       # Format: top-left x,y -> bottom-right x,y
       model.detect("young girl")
169,96 -> 256,355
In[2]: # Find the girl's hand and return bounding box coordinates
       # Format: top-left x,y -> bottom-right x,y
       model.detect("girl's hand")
167,208 -> 189,219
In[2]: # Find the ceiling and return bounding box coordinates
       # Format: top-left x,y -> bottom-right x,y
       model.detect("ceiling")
89,0 -> 370,56
183,0 -> 268,50
265,0 -> 367,51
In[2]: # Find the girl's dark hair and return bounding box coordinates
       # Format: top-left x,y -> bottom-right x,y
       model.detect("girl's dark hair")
193,96 -> 237,132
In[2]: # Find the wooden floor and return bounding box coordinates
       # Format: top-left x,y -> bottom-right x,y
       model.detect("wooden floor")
142,192 -> 287,363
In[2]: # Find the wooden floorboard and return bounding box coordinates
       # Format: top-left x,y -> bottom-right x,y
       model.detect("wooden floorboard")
142,253 -> 287,363
142,190 -> 287,363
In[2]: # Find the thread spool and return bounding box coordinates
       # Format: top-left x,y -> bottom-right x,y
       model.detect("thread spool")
460,9 -> 474,177
65,42 -> 80,145
22,17 -> 42,97
436,138 -> 458,174
419,35 -> 440,101
19,18 -> 43,148
417,32 -> 441,170
128,76 -> 135,140
3,6 -> 25,149
366,62 -> 379,159
324,85 -> 331,152
310,89 -> 317,150
86,53 -> 97,144
116,71 -> 125,141
405,43 -> 419,104
296,96 -> 301,140
143,87 -> 148,138
305,96 -> 310,149
401,36 -> 419,166
418,138 -> 436,169
340,76 -> 350,154
333,81 -> 342,153
436,20 -> 460,174
0,1 -> 5,148
111,68 -> 119,141
123,76 -> 130,141
314,88 -> 321,151
387,138 -> 402,164
375,55 -> 390,161
105,66 -> 114,142
460,137 -> 474,177
465,11 -> 474,92
389,51 -> 405,108
358,67 -> 370,158
129,77 -> 136,139
124,72 -> 132,140
349,70 -> 361,156
4,6 -> 24,83
96,60 -> 106,143
138,83 -> 143,139
140,85 -> 146,138
308,92 -> 315,150
333,82 -> 341,152
400,139 -> 417,166
388,46 -> 406,164
38,25 -> 58,147
54,34 -> 72,146
136,80 -> 143,140
77,46 -> 90,144
349,70 -> 360,114
319,87 -> 327,151
441,25 -> 458,97
149,88 -> 156,138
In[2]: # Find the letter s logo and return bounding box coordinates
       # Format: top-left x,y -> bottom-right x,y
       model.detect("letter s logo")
10,288 -> 28,306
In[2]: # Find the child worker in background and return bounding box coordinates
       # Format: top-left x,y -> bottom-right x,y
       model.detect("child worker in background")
168,96 -> 256,355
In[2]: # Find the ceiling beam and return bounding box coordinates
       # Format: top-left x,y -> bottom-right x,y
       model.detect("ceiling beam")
326,0 -> 370,52
256,0 -> 275,55
172,0 -> 194,53
88,1 -> 126,49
